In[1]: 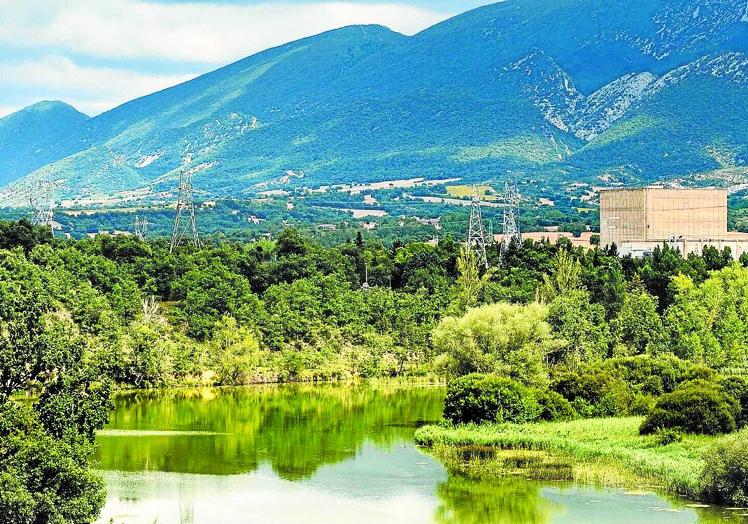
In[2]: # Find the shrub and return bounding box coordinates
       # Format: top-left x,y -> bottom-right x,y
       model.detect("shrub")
444,374 -> 539,425
596,355 -> 691,394
682,364 -> 719,384
630,393 -> 655,416
642,375 -> 665,396
654,428 -> 683,446
701,429 -> 748,505
532,389 -> 576,421
721,376 -> 748,428
640,380 -> 737,435
550,369 -> 632,417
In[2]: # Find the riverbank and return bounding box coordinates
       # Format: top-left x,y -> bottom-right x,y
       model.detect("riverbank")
415,417 -> 718,499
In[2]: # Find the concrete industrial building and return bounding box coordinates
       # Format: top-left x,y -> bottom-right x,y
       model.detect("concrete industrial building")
599,187 -> 748,258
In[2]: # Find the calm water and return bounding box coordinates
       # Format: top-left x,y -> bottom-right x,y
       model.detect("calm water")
95,384 -> 747,524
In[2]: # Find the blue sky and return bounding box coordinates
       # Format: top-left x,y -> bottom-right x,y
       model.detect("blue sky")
0,0 -> 493,118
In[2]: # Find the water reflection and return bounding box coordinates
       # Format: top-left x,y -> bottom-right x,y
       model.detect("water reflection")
96,383 -> 443,479
96,384 -> 748,524
435,476 -> 554,524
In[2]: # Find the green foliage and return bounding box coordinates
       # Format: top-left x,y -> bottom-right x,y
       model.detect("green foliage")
640,380 -> 737,435
443,374 -> 539,425
536,249 -> 582,304
595,355 -> 692,395
551,368 -> 633,418
720,376 -> 748,428
654,428 -> 684,446
453,245 -> 495,313
546,290 -> 610,368
663,265 -> 748,369
208,316 -> 269,385
532,388 -> 576,422
611,287 -> 664,356
37,372 -> 113,442
433,302 -> 559,387
701,428 -> 748,506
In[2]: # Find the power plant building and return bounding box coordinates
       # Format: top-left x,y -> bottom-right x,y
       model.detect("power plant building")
599,187 -> 748,258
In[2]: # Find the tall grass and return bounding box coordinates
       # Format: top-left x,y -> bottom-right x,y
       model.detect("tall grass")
415,417 -> 713,498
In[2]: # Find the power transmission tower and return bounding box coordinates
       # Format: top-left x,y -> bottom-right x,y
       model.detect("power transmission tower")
134,215 -> 149,240
169,170 -> 201,253
30,180 -> 59,228
466,184 -> 489,268
501,181 -> 522,251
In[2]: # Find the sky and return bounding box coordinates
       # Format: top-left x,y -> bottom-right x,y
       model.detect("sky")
0,0 -> 493,119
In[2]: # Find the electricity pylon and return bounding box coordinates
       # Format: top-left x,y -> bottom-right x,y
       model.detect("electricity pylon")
501,181 -> 522,250
30,180 -> 59,228
466,184 -> 489,268
169,170 -> 201,253
134,215 -> 149,240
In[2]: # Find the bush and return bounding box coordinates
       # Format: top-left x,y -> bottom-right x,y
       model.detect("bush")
630,393 -> 655,416
654,428 -> 683,446
701,429 -> 748,505
444,374 -> 539,425
532,389 -> 576,421
595,355 -> 692,394
682,364 -> 719,384
550,369 -> 632,417
721,376 -> 748,428
431,303 -> 555,387
640,380 -> 737,435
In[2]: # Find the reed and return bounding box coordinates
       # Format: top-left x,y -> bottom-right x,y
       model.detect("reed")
415,417 -> 714,498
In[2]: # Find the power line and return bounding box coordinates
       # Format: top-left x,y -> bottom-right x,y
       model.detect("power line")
169,170 -> 202,253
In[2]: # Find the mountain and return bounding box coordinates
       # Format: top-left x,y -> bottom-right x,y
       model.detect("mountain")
0,101 -> 88,187
1,0 -> 747,206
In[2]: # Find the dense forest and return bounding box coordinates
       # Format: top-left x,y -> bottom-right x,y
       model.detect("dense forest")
3,218 -> 748,520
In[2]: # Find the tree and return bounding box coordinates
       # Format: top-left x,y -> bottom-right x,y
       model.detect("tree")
432,303 -> 561,387
452,246 -> 495,313
171,259 -> 265,340
664,264 -> 748,369
0,403 -> 107,524
611,285 -> 665,356
536,249 -> 582,304
0,251 -> 112,524
0,252 -> 82,399
209,316 -> 266,385
639,244 -> 690,311
546,290 -> 611,368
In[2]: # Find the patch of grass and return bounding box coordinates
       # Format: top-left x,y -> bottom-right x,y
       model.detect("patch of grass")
415,417 -> 713,498
446,185 -> 490,198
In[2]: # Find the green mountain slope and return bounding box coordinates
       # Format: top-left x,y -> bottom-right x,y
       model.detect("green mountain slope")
1,0 -> 747,206
0,101 -> 88,187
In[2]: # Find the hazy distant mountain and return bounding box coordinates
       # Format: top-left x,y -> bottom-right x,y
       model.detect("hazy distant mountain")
0,101 -> 88,188
2,0 -> 747,205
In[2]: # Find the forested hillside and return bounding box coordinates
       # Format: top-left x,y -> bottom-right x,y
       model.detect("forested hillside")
5,219 -> 748,518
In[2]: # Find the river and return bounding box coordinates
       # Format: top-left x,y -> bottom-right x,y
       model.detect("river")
95,384 -> 746,523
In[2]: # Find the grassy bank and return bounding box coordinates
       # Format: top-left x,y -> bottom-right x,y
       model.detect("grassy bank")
415,417 -> 718,498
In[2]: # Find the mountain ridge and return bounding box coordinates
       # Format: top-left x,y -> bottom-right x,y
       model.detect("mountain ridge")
1,0 -> 747,207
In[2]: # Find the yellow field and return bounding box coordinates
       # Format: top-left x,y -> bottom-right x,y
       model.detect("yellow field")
446,185 -> 498,200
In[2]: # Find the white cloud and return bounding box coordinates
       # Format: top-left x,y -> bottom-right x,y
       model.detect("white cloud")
0,57 -> 196,116
0,105 -> 20,119
0,1 -> 451,65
